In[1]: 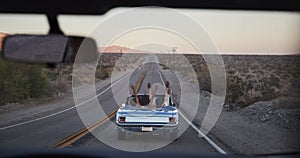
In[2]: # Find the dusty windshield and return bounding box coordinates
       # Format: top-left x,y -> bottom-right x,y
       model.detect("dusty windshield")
0,8 -> 299,155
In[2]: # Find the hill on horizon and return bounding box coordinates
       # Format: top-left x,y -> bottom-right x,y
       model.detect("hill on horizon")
98,45 -> 152,54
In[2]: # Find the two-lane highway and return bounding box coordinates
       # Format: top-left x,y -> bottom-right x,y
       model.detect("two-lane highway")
63,55 -> 225,154
0,66 -> 142,148
0,54 -> 227,154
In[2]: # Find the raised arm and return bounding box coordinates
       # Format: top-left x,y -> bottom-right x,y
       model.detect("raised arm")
148,83 -> 157,108
130,85 -> 140,107
162,81 -> 170,107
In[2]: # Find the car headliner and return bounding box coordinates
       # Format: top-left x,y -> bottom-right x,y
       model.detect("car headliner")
1,0 -> 300,15
1,0 -> 299,34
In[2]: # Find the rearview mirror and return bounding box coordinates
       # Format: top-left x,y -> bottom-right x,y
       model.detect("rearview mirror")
1,34 -> 99,64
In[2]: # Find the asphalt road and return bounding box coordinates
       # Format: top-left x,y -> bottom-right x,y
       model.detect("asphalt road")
0,54 -> 221,154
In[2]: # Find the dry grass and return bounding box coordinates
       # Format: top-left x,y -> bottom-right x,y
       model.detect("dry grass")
158,54 -> 300,109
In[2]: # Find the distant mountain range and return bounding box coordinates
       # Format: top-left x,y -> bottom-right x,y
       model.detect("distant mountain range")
98,45 -> 152,54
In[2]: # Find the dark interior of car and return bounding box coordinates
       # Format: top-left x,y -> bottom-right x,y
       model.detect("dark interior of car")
0,0 -> 299,157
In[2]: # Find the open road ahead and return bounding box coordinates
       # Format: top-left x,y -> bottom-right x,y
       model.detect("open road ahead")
0,54 -> 227,155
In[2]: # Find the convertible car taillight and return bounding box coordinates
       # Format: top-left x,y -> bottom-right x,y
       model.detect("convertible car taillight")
119,117 -> 126,123
169,117 -> 176,123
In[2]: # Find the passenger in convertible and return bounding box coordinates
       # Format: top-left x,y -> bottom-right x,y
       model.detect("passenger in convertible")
147,82 -> 170,108
147,83 -> 156,108
162,81 -> 171,107
130,81 -> 171,108
130,85 -> 141,107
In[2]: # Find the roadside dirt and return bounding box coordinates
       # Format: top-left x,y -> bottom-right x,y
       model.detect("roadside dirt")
0,78 -> 112,129
195,92 -> 300,155
160,68 -> 300,155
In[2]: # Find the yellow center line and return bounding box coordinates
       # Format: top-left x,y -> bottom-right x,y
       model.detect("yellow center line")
52,108 -> 118,148
51,69 -> 148,148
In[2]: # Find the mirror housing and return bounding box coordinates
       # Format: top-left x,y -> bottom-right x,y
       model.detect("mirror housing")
1,34 -> 99,64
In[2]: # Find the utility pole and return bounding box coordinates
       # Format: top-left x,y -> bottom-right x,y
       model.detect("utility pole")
120,49 -> 123,70
172,47 -> 177,67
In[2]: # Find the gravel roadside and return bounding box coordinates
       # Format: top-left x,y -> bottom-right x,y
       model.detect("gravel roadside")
160,69 -> 300,155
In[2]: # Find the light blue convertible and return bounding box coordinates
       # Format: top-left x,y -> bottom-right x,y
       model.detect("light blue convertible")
116,91 -> 179,140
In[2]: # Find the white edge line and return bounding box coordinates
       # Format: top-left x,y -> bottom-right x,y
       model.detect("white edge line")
0,72 -> 131,131
178,111 -> 227,155
157,66 -> 227,155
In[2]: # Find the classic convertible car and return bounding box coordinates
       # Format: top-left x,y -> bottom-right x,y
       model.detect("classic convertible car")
116,83 -> 179,140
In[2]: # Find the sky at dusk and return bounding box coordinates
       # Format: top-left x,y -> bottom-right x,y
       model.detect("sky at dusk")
0,7 -> 299,55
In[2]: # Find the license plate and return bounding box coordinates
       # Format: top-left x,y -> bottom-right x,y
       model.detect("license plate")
142,126 -> 153,132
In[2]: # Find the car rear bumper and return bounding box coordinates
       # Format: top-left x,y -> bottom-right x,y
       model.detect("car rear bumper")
117,125 -> 178,133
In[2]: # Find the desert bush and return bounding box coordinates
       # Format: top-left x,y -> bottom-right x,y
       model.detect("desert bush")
0,58 -> 51,105
197,66 -> 212,92
96,62 -> 112,80
95,68 -> 110,80
225,70 -> 281,107
184,54 -> 299,109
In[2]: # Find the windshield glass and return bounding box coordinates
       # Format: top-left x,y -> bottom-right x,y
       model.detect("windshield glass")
0,8 -> 299,155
